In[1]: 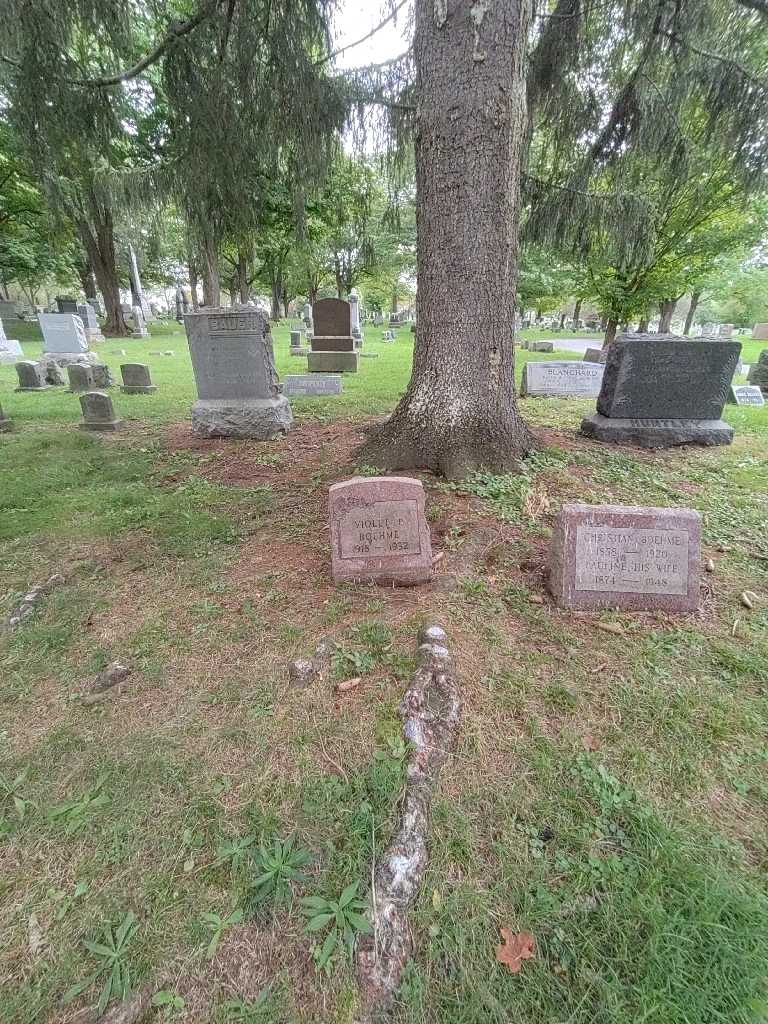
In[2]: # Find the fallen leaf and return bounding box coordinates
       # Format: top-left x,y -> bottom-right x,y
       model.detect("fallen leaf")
587,662 -> 608,675
595,621 -> 624,636
28,913 -> 46,956
496,928 -> 535,973
582,733 -> 600,752
335,677 -> 361,693
529,594 -> 544,605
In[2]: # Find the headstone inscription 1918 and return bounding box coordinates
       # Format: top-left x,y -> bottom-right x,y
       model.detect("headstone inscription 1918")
729,384 -> 765,407
521,360 -> 604,398
283,374 -> 342,397
184,306 -> 293,439
120,363 -> 156,394
580,333 -> 740,447
549,503 -> 701,612
78,391 -> 124,432
329,477 -> 433,586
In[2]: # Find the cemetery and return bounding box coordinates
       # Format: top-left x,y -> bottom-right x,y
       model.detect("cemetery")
2,3 -> 768,1024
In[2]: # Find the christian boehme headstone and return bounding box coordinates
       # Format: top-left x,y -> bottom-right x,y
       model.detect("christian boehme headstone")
580,333 -> 739,447
120,363 -> 156,394
308,298 -> 359,373
79,391 -> 124,432
521,360 -> 604,398
184,306 -> 292,439
729,384 -> 765,407
283,374 -> 342,397
329,477 -> 433,585
549,503 -> 701,612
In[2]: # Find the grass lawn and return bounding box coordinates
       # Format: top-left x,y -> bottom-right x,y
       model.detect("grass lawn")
2,319 -> 768,1023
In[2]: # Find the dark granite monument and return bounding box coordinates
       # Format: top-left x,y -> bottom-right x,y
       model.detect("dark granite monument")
184,306 -> 292,438
56,297 -> 79,313
308,298 -> 358,373
580,334 -> 740,447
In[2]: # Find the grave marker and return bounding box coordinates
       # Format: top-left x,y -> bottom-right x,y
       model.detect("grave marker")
529,341 -> 553,352
549,503 -> 701,612
283,374 -> 343,396
747,350 -> 768,394
752,323 -> 768,341
39,313 -> 89,354
67,364 -> 95,392
120,363 -> 156,394
184,306 -> 292,438
521,360 -> 604,398
78,391 -> 124,432
15,361 -> 48,391
308,298 -> 358,373
0,318 -> 23,364
329,477 -> 433,586
729,384 -> 765,407
91,364 -> 114,388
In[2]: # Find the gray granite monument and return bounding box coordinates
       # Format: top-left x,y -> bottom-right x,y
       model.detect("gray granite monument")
131,306 -> 150,338
77,303 -> 105,342
79,391 -> 124,431
120,363 -> 156,394
184,306 -> 293,438
15,361 -> 48,391
0,318 -> 23,364
580,333 -> 740,447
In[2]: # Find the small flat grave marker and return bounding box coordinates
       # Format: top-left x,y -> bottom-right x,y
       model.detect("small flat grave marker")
521,360 -> 604,398
121,363 -> 156,394
549,503 -> 701,612
729,384 -> 765,407
283,374 -> 342,396
329,477 -> 433,586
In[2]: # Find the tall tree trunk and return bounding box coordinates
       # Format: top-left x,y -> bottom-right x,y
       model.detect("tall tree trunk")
334,256 -> 344,300
270,270 -> 282,320
188,259 -> 200,310
602,317 -> 618,348
683,290 -> 701,335
638,317 -> 649,332
282,290 -> 290,318
360,0 -> 534,479
76,205 -> 128,336
658,298 -> 677,332
572,298 -> 582,328
200,233 -> 220,306
559,312 -> 566,328
237,248 -> 250,304
77,257 -> 98,302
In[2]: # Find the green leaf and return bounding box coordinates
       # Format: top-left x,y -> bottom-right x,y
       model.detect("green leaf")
62,971 -> 100,1004
301,895 -> 331,911
318,928 -> 337,966
115,912 -> 136,948
338,880 -> 360,908
306,912 -> 334,932
345,911 -> 373,934
83,940 -> 116,958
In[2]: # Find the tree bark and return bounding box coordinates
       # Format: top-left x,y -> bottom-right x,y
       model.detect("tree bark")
658,298 -> 677,332
188,259 -> 200,310
602,317 -> 618,348
76,204 -> 128,336
200,232 -> 220,306
77,257 -> 98,302
270,270 -> 282,320
572,297 -> 582,328
359,0 -> 535,479
683,290 -> 701,335
638,317 -> 649,332
237,247 -> 250,304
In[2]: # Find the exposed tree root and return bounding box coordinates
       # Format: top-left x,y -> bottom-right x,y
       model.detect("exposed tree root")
356,625 -> 461,1023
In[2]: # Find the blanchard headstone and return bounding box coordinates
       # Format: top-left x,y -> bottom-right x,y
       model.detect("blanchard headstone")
309,298 -> 358,373
521,360 -> 604,398
184,306 -> 293,439
15,361 -> 48,391
329,477 -> 433,585
39,313 -> 90,354
120,363 -> 156,394
752,323 -> 768,341
747,350 -> 768,394
580,333 -> 740,447
730,384 -> 765,406
283,374 -> 342,397
0,402 -> 12,432
79,391 -> 124,432
67,364 -> 96,392
549,503 -> 701,612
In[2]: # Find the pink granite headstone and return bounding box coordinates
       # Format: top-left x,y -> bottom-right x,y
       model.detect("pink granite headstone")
549,503 -> 701,612
329,477 -> 433,585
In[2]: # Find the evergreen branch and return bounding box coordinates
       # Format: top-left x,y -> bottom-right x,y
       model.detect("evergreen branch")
660,30 -> 767,88
736,0 -> 768,17
318,0 -> 409,67
73,0 -> 222,87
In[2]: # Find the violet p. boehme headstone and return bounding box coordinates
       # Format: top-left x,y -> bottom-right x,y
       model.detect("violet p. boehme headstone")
120,363 -> 156,394
580,333 -> 740,447
521,360 -> 604,398
549,503 -> 701,612
184,306 -> 293,439
15,361 -> 48,391
329,477 -> 433,586
78,391 -> 124,432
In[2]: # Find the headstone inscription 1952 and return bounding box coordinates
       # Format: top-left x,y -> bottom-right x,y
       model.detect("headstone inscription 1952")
329,477 -> 433,585
549,503 -> 701,612
521,360 -> 604,398
184,306 -> 293,439
729,384 -> 765,407
580,333 -> 740,447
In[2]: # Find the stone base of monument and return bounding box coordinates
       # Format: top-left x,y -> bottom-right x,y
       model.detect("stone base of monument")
290,346 -> 310,357
121,384 -> 157,395
79,416 -> 124,432
40,352 -> 99,373
190,397 -> 293,439
580,413 -> 734,447
308,352 -> 359,373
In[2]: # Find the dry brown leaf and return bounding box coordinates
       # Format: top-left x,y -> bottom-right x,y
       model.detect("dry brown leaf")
595,621 -> 624,636
496,928 -> 535,973
582,733 -> 600,752
335,677 -> 361,693
529,594 -> 544,605
588,662 -> 608,675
